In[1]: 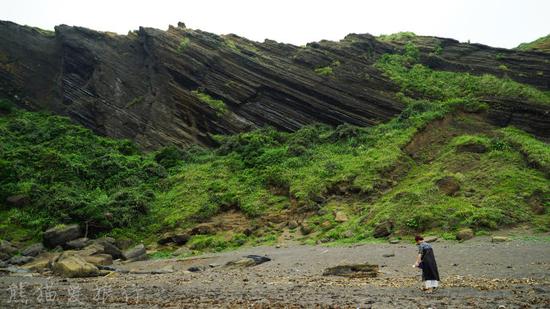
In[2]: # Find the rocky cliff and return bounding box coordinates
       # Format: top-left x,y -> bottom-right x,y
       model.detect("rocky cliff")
0,21 -> 549,149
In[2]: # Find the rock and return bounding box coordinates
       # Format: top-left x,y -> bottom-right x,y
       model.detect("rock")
0,20 -> 549,155
424,236 -> 438,243
320,221 -> 332,229
158,231 -> 183,245
208,263 -> 220,268
188,266 -> 204,272
287,220 -> 299,229
323,263 -> 379,278
21,243 -> 45,257
43,224 -> 81,248
0,260 -> 7,268
343,230 -> 354,238
388,239 -> 400,244
491,236 -> 509,243
436,176 -> 460,196
226,255 -> 271,267
0,240 -> 18,259
52,255 -> 100,278
300,223 -> 313,235
382,253 -> 395,258
9,255 -> 34,265
94,239 -> 123,259
456,228 -> 474,241
457,142 -> 487,153
373,221 -> 393,238
172,247 -> 192,256
21,254 -> 57,272
115,238 -> 133,250
334,211 -> 348,223
190,223 -> 215,235
5,194 -> 30,207
64,238 -> 91,250
123,244 -> 147,261
82,254 -> 113,266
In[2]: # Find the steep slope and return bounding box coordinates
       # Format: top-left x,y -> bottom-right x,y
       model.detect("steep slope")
516,34 -> 550,53
1,22 -> 549,150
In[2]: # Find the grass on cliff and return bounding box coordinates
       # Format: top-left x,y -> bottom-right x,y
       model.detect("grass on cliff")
516,34 -> 550,53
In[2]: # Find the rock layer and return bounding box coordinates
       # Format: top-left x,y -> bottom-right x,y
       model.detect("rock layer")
1,21 -> 549,149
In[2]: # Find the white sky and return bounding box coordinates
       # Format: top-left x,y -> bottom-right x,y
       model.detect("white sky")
1,0 -> 549,48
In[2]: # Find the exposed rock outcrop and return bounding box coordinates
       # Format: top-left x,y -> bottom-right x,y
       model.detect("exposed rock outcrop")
1,21 -> 548,149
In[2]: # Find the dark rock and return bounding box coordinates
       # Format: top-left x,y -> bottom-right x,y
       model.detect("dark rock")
64,238 -> 91,250
0,240 -> 18,259
287,220 -> 299,229
94,239 -> 123,259
115,239 -> 133,250
323,263 -> 379,278
9,255 -> 34,265
436,176 -> 460,196
226,255 -> 271,267
457,142 -> 487,153
21,243 -> 45,257
190,223 -> 215,235
382,253 -> 395,258
456,228 -> 474,241
123,244 -> 146,261
5,195 -> 31,207
43,224 -> 81,248
0,260 -> 7,268
158,231 -> 190,245
188,266 -> 204,272
373,221 -> 393,238
300,223 -> 313,235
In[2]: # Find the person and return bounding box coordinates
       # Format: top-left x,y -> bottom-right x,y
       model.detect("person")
413,235 -> 440,292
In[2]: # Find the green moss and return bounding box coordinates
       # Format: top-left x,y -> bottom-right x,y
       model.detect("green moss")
177,37 -> 190,54
191,90 -> 228,116
315,66 -> 333,76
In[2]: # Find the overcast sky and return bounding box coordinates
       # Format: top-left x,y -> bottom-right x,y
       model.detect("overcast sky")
2,0 -> 549,48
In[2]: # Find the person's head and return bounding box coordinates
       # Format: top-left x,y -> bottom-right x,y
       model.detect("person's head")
415,235 -> 423,244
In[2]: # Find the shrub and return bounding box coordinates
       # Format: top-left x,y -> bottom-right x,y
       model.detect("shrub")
315,66 -> 333,76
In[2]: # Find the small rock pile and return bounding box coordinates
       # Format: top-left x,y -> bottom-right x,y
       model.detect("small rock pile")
0,224 -> 147,277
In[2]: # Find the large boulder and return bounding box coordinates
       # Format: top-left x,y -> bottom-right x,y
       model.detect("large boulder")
65,238 -> 91,250
52,255 -> 100,278
436,176 -> 460,196
456,228 -> 474,241
43,224 -> 81,248
93,238 -> 123,259
22,253 -> 60,272
82,254 -> 113,266
123,244 -> 147,261
373,221 -> 393,238
158,230 -> 190,245
21,243 -> 45,257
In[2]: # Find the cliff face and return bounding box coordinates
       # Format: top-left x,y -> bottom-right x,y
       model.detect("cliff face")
0,21 -> 549,148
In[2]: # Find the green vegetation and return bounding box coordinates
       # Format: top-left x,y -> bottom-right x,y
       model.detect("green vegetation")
177,37 -> 190,53
375,43 -> 550,105
0,108 -> 167,242
191,90 -> 228,115
314,66 -> 333,76
378,32 -> 416,42
516,34 -> 550,52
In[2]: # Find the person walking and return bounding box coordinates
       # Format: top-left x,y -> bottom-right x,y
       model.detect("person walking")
414,235 -> 440,292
